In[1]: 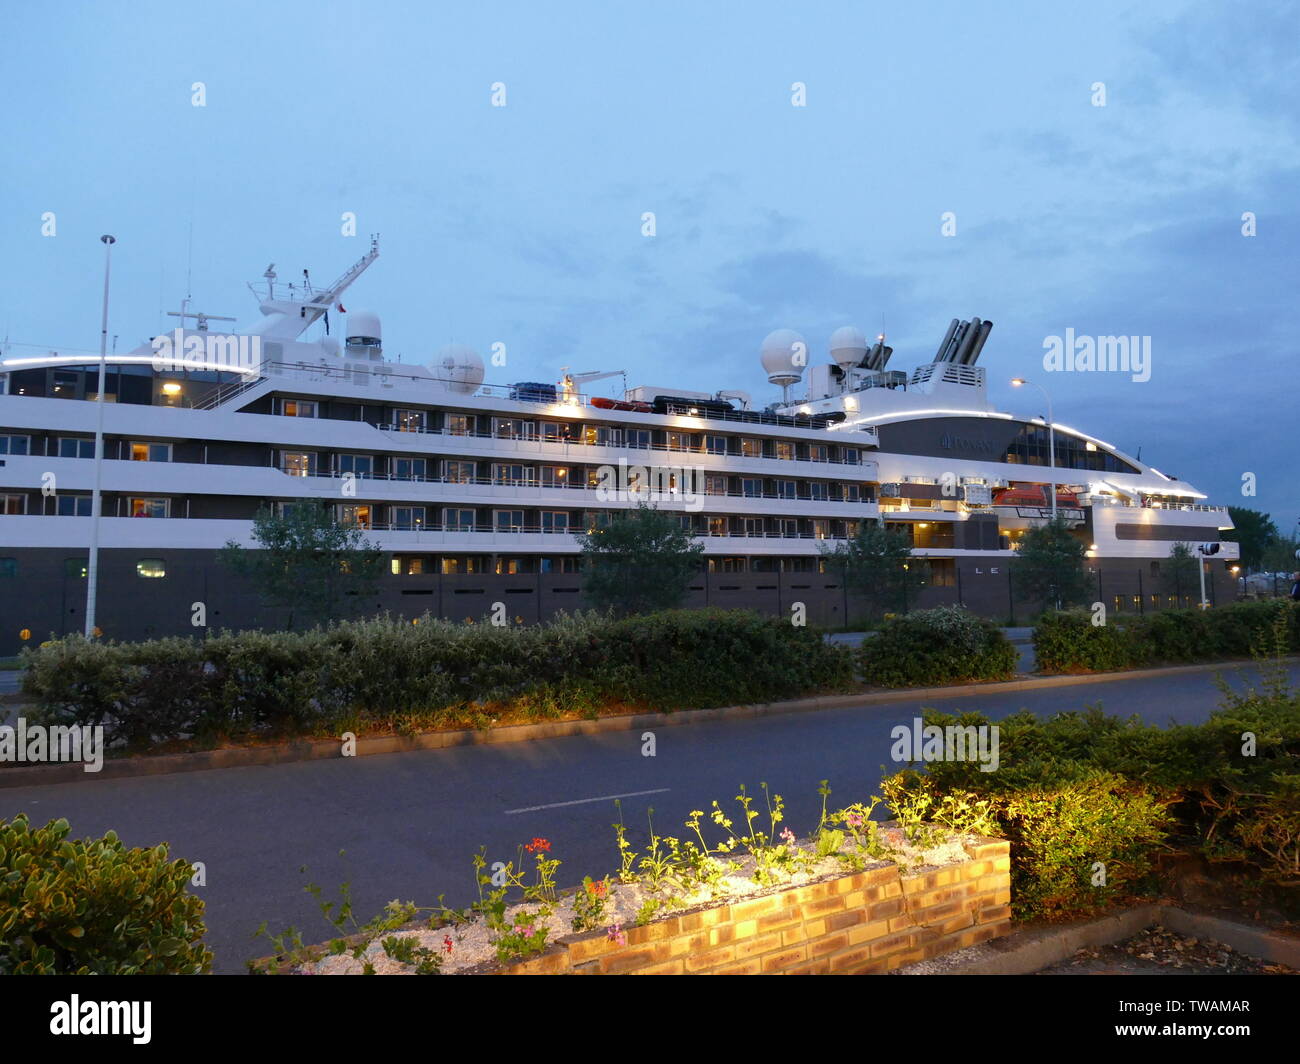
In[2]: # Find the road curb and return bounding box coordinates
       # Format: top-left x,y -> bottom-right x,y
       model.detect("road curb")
0,657 -> 1291,789
900,904 -> 1300,974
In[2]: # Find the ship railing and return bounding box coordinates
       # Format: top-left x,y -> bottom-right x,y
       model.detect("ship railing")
344,522 -> 858,540
277,467 -> 876,502
193,374 -> 267,411
370,423 -> 872,465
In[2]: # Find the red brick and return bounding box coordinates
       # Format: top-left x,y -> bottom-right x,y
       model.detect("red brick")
826,909 -> 865,932
762,946 -> 808,972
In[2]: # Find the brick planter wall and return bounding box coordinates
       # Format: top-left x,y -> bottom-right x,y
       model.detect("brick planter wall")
493,837 -> 1011,975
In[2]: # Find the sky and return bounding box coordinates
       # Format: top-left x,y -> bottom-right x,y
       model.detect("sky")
3,0 -> 1298,534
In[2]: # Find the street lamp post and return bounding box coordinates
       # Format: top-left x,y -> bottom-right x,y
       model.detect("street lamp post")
1011,377 -> 1056,520
84,234 -> 116,638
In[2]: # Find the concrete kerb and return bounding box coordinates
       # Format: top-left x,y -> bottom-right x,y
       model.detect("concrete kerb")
0,657 -> 1293,789
895,904 -> 1300,974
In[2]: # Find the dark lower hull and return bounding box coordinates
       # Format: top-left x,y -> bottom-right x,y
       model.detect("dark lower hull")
0,548 -> 1239,656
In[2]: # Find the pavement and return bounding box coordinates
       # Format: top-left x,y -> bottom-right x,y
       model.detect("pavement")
2,659 -> 1294,973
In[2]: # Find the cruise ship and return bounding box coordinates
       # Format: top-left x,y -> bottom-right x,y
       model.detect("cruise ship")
0,240 -> 1238,653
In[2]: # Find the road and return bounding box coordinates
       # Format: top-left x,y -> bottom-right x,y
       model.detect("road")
2,662 -> 1294,973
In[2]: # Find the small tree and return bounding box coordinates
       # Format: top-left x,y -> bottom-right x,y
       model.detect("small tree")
1223,507 -> 1279,571
1260,534 -> 1300,576
1011,516 -> 1089,611
1160,541 -> 1200,606
821,521 -> 926,622
577,503 -> 705,616
219,503 -> 385,629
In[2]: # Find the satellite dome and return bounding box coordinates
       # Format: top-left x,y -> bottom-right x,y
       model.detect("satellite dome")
345,310 -> 381,346
829,325 -> 868,369
760,329 -> 807,387
433,343 -> 485,395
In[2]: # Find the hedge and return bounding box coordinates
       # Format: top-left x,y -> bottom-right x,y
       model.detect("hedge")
881,668 -> 1300,918
0,814 -> 211,974
1034,600 -> 1300,674
20,609 -> 854,752
857,606 -> 1019,687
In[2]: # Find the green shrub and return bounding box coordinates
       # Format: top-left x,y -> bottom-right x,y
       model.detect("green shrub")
857,606 -> 1018,687
1034,601 -> 1300,674
20,609 -> 853,752
1032,609 -> 1138,672
0,815 -> 211,974
884,672 -> 1300,918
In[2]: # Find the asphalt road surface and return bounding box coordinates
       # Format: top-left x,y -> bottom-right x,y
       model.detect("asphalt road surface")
3,662 -> 1295,973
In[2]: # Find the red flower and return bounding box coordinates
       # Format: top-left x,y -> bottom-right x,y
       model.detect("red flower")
442,935 -> 453,955
525,837 -> 551,853
588,879 -> 608,898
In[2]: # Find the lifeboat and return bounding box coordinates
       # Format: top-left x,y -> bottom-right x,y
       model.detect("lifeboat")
590,396 -> 651,412
993,484 -> 1080,507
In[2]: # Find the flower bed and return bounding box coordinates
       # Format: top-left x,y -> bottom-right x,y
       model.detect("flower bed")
263,783 -> 1012,976
493,838 -> 1011,976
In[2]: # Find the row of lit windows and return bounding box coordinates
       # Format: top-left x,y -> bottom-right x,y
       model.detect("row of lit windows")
0,434 -> 172,462
274,402 -> 864,464
1,495 -> 169,517
276,451 -> 869,500
283,502 -> 863,538
1003,425 -> 1138,474
0,558 -> 165,579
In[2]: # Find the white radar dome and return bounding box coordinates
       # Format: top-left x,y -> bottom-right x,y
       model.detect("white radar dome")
829,325 -> 868,369
433,343 -> 485,395
760,329 -> 807,387
345,310 -> 382,346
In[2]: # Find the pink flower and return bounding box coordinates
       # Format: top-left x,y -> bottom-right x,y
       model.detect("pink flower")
607,924 -> 627,947
846,812 -> 864,828
780,828 -> 796,845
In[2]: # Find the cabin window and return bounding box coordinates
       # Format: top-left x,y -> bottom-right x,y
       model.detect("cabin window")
281,451 -> 316,476
442,460 -> 475,483
394,409 -> 425,432
281,398 -> 317,418
129,498 -> 168,518
0,435 -> 30,455
391,506 -> 426,530
136,559 -> 167,579
337,504 -> 372,528
131,442 -> 172,462
57,496 -> 93,516
58,438 -> 95,458
393,457 -> 427,480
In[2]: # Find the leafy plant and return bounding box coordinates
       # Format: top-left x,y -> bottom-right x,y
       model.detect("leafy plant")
0,815 -> 211,975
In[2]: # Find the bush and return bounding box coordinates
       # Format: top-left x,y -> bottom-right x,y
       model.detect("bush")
20,609 -> 854,752
857,606 -> 1018,687
1032,610 -> 1137,672
1034,600 -> 1300,674
882,670 -> 1300,918
0,815 -> 211,974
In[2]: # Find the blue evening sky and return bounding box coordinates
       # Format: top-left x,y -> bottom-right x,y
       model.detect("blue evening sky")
3,0 -> 1297,532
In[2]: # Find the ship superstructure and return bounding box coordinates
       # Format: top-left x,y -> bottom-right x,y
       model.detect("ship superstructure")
0,243 -> 1238,650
